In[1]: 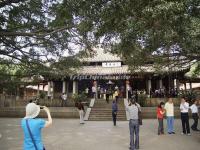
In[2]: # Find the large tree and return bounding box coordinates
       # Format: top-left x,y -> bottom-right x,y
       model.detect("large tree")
0,0 -> 89,66
55,0 -> 200,71
1,0 -> 199,73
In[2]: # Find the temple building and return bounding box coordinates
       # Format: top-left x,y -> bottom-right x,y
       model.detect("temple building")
42,48 -> 194,100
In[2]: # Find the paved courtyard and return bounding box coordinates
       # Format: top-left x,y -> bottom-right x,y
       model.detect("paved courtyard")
0,118 -> 199,150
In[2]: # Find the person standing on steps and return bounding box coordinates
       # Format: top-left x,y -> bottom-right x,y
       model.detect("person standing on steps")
112,100 -> 118,126
164,98 -> 175,134
92,85 -> 97,99
106,88 -> 110,104
126,98 -> 141,150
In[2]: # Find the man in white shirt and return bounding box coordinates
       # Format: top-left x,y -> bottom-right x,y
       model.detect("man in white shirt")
164,98 -> 175,134
190,100 -> 199,131
180,98 -> 190,135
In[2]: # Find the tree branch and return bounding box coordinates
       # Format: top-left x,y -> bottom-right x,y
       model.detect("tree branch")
0,26 -> 69,37
0,0 -> 26,8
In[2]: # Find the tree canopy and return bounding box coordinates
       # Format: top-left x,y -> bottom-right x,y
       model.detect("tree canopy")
0,0 -> 199,74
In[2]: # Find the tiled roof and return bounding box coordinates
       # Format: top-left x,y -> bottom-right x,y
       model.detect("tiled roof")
82,48 -> 121,62
77,65 -> 157,75
77,65 -> 189,75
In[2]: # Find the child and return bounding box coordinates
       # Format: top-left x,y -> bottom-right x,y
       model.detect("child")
157,102 -> 165,135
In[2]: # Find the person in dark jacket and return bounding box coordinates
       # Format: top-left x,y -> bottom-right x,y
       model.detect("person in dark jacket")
112,100 -> 118,126
75,101 -> 85,124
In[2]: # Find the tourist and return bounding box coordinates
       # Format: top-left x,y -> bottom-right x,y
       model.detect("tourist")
97,85 -> 101,99
157,102 -> 165,135
112,100 -> 118,126
180,98 -> 191,135
100,87 -> 104,99
106,88 -> 110,103
21,103 -> 52,150
61,93 -> 67,107
190,100 -> 199,131
113,90 -> 119,103
127,86 -> 132,99
85,88 -> 89,98
164,98 -> 175,134
126,98 -> 141,150
75,101 -> 85,124
92,85 -> 97,98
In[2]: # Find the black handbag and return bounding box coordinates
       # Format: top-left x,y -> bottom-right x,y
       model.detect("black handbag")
136,105 -> 143,125
26,119 -> 46,150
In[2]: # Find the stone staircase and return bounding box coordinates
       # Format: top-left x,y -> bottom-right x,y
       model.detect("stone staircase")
89,99 -> 126,121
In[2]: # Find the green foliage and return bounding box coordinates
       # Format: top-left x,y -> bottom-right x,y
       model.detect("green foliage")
0,0 -> 199,75
179,90 -> 197,104
72,92 -> 88,102
39,91 -> 46,99
138,94 -> 147,107
54,0 -> 200,71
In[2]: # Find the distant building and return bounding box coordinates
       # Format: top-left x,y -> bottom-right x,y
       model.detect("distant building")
42,48 -> 196,99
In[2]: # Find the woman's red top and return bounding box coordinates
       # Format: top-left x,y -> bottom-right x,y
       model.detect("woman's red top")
157,107 -> 164,119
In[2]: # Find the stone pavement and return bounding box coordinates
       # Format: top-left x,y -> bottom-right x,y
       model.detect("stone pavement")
0,118 -> 199,150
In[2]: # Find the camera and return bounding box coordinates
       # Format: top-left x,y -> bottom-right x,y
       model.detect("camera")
29,98 -> 40,105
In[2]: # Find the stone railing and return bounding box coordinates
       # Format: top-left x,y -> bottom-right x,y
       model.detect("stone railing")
142,98 -> 181,107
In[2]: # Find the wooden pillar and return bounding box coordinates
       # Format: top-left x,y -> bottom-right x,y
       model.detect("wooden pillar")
184,82 -> 187,90
62,81 -> 66,94
159,79 -> 163,89
51,81 -> 54,99
147,79 -> 152,95
37,84 -> 40,97
73,80 -> 78,94
47,81 -> 51,97
126,80 -> 130,99
94,80 -> 98,99
189,81 -> 192,91
174,79 -> 180,91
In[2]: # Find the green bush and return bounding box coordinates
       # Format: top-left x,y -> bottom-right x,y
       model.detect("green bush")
138,94 -> 147,107
179,90 -> 197,105
72,92 -> 88,102
39,91 -> 46,99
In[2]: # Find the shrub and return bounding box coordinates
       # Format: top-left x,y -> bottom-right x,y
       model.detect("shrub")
138,94 -> 147,107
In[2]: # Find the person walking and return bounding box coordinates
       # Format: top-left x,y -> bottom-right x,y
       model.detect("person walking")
190,100 -> 199,131
106,89 -> 110,104
61,93 -> 67,107
112,100 -> 118,126
21,103 -> 52,150
157,102 -> 165,135
113,90 -> 119,103
92,85 -> 97,98
126,98 -> 141,150
180,98 -> 191,135
164,98 -> 175,134
75,101 -> 85,124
